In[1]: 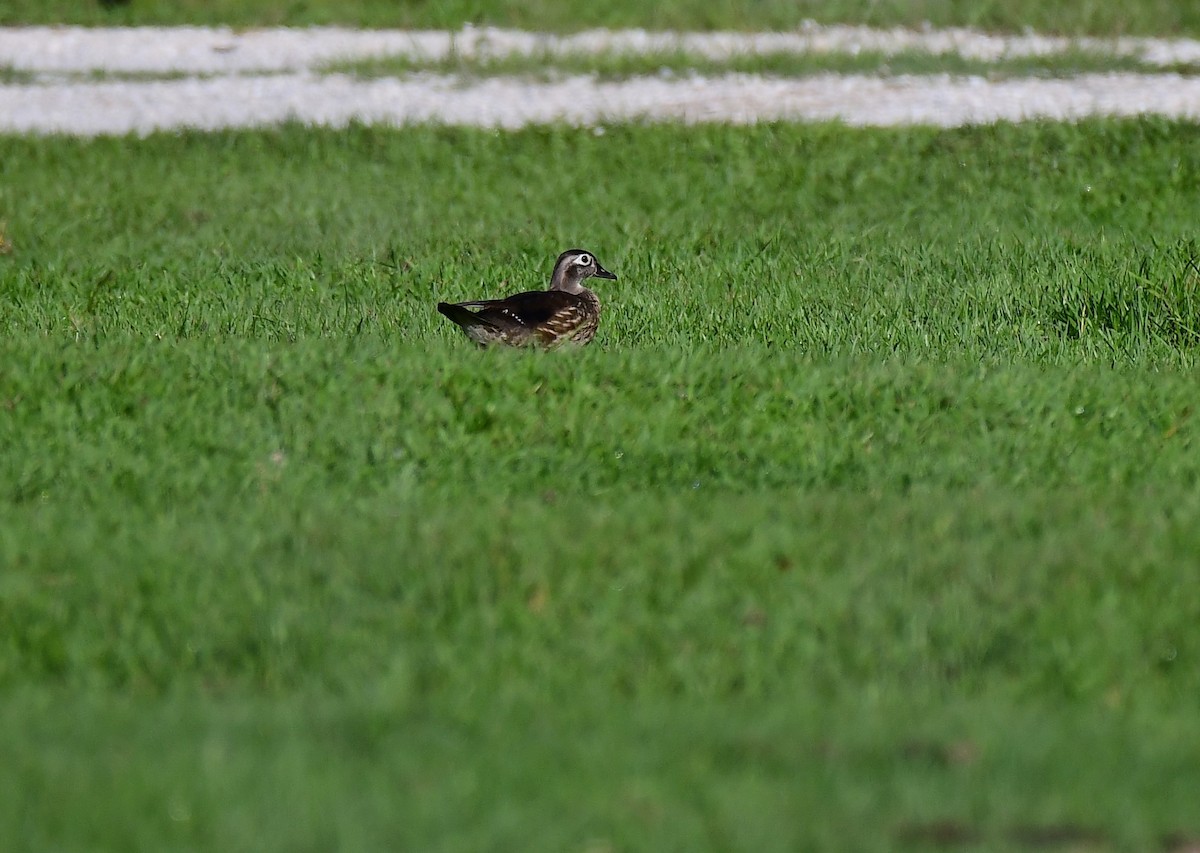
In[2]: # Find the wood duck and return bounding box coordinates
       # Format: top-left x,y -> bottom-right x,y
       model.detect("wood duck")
437,249 -> 617,348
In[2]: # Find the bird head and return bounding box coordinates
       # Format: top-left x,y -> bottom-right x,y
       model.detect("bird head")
550,249 -> 617,293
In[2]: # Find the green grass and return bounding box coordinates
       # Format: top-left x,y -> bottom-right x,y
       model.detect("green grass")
0,65 -> 35,85
3,121 -> 1200,850
3,0 -> 1200,37
323,47 -> 1200,81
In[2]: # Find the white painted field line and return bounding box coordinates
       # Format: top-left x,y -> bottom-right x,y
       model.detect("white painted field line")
3,72 -> 1198,135
2,24 -> 1200,75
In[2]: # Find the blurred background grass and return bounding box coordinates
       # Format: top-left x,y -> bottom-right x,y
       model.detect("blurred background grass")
4,0 -> 1200,35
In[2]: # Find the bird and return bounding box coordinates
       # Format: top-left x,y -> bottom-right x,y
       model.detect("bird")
437,249 -> 617,348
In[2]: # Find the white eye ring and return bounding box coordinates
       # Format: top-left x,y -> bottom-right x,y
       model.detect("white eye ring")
575,254 -> 592,267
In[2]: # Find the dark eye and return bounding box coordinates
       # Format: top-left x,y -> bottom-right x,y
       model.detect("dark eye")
576,254 -> 592,267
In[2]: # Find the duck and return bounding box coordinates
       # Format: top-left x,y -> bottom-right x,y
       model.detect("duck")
437,249 -> 617,348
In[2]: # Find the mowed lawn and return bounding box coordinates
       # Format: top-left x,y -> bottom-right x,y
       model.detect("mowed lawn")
2,121 -> 1200,850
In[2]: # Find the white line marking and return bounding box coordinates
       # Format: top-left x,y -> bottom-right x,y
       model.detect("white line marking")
2,24 -> 1200,75
3,72 -> 1198,135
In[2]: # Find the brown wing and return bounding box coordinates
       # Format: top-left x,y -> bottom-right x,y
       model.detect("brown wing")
457,290 -> 582,328
461,291 -> 591,344
443,290 -> 597,347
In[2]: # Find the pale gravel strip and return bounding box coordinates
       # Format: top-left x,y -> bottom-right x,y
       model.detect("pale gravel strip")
3,72 -> 1198,135
3,25 -> 1200,75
